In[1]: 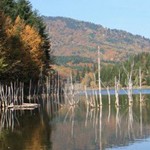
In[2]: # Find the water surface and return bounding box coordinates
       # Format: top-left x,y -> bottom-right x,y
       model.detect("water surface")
0,94 -> 150,150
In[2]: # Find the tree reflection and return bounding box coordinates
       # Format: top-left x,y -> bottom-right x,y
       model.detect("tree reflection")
0,108 -> 52,150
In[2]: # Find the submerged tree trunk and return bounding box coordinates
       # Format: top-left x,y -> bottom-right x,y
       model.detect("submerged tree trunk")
98,46 -> 102,106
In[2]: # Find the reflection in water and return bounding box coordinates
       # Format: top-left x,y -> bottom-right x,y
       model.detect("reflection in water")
140,103 -> 143,136
116,106 -> 121,138
0,109 -> 19,131
99,106 -> 102,150
108,105 -> 111,123
50,95 -> 150,150
1,95 -> 150,149
0,107 -> 52,150
63,105 -> 75,137
84,107 -> 103,149
128,105 -> 134,140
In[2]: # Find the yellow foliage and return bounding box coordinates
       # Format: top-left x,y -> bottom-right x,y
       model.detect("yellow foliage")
5,15 -> 45,68
20,24 -> 44,66
90,81 -> 97,88
81,72 -> 97,87
5,16 -> 25,37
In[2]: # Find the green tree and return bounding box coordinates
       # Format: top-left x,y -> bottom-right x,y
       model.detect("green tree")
15,0 -> 32,22
0,12 -> 9,73
75,70 -> 81,82
0,0 -> 53,82
0,0 -> 16,20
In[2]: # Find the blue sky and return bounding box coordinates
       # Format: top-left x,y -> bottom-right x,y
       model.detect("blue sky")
29,0 -> 150,38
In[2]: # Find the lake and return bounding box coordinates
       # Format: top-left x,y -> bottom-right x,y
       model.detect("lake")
80,88 -> 150,95
0,93 -> 150,150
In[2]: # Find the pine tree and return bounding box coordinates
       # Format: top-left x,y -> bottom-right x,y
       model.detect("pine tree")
0,0 -> 16,20
0,0 -> 53,82
0,12 -> 8,73
15,0 -> 33,22
76,70 -> 80,82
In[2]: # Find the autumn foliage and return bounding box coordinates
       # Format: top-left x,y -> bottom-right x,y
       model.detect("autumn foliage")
0,0 -> 52,83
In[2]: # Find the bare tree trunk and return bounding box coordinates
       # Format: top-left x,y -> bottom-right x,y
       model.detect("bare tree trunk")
128,61 -> 134,105
140,103 -> 143,136
98,46 -> 102,106
115,76 -> 119,106
107,86 -> 111,105
139,67 -> 143,103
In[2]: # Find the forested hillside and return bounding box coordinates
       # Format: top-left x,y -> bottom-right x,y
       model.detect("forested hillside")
101,52 -> 150,87
43,16 -> 150,64
79,52 -> 150,87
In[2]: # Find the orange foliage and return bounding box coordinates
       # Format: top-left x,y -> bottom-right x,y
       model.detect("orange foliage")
20,24 -> 44,67
5,16 -> 24,37
5,16 -> 45,68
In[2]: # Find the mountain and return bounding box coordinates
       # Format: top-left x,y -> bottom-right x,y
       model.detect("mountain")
43,16 -> 150,65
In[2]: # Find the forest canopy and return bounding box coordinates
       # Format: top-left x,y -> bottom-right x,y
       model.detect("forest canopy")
0,0 -> 52,83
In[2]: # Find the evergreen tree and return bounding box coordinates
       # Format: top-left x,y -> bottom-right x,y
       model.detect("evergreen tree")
0,1 -> 53,82
0,12 -> 8,73
76,70 -> 81,82
0,0 -> 16,20
81,65 -> 86,78
15,0 -> 32,22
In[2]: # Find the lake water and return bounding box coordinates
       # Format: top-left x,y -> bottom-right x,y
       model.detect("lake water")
1,93 -> 150,150
80,88 -> 150,95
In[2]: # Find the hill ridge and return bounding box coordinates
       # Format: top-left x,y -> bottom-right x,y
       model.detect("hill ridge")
43,16 -> 150,63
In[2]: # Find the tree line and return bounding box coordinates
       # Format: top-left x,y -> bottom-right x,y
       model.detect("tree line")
75,52 -> 150,88
0,0 -> 53,83
55,55 -> 93,65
